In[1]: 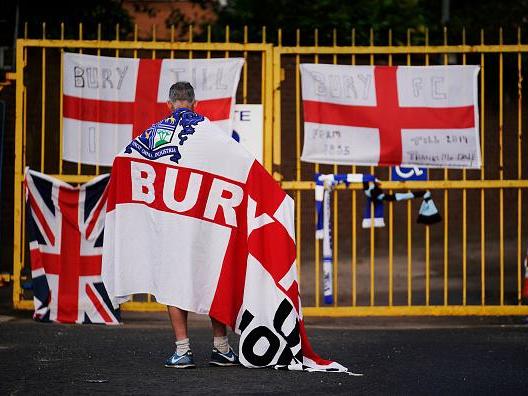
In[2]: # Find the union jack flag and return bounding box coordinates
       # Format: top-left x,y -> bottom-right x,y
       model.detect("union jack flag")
25,168 -> 120,324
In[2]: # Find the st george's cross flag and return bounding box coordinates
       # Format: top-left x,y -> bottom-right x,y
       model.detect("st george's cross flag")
63,53 -> 243,166
102,107 -> 352,372
25,168 -> 120,324
300,64 -> 481,168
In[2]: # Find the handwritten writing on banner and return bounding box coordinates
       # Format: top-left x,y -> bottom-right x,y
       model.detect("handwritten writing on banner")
300,64 -> 481,169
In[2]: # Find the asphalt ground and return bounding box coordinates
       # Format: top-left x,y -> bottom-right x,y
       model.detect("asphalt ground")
1,308 -> 528,395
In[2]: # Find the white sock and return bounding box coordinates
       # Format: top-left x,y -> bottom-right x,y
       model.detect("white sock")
213,336 -> 230,353
175,338 -> 190,355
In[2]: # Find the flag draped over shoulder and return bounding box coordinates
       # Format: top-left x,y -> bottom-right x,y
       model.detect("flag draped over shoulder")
102,108 -> 349,372
25,169 -> 120,324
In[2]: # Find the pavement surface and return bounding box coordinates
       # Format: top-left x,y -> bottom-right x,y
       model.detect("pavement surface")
1,308 -> 528,395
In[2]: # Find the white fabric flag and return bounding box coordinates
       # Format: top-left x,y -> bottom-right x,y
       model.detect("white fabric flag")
300,64 -> 481,169
63,53 -> 243,166
101,107 -> 350,372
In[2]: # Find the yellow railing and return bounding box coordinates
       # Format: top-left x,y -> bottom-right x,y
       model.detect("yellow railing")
12,24 -> 273,311
11,25 -> 528,316
273,27 -> 528,316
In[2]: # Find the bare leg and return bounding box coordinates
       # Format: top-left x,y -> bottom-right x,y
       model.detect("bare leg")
168,306 -> 189,340
210,316 -> 227,337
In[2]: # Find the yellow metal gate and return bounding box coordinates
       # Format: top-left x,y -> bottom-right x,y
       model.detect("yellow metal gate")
273,28 -> 528,316
12,24 -> 273,311
11,24 -> 528,316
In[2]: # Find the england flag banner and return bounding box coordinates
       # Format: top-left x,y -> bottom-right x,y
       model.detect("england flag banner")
25,169 -> 120,324
63,53 -> 244,166
102,107 -> 353,373
300,64 -> 481,169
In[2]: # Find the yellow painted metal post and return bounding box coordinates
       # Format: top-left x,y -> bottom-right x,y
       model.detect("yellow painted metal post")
59,22 -> 64,174
170,25 -> 174,58
189,25 -> 194,59
499,27 -> 505,306
369,27 -> 375,307
243,25 -> 248,104
20,25 -> 28,281
225,25 -> 230,58
77,23 -> 83,175
442,27 -> 448,306
351,28 -> 357,307
462,28 -> 467,305
313,28 -> 320,307
40,23 -> 46,172
152,24 -> 156,59
114,24 -> 121,161
295,29 -> 302,280
388,29 -> 393,307
95,23 -> 102,175
133,24 -> 138,58
332,28 -> 339,306
272,29 -> 282,170
480,29 -> 486,305
263,29 -> 273,173
13,39 -> 25,308
407,28 -> 413,306
517,27 -> 523,303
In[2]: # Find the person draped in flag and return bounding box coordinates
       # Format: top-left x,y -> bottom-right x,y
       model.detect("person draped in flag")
140,82 -> 240,368
102,81 -> 350,373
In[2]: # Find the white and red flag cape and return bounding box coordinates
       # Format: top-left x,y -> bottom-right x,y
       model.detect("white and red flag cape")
102,108 -> 350,372
63,53 -> 243,166
300,64 -> 481,168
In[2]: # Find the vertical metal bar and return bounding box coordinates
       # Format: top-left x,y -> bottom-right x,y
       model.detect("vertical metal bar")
170,25 -> 174,58
207,25 -> 211,58
59,22 -> 64,174
13,37 -> 25,307
225,25 -> 230,58
407,28 -> 413,306
332,28 -> 338,306
273,28 -> 282,169
21,24 -> 28,277
295,29 -> 301,281
189,25 -> 193,59
40,23 -> 46,172
313,28 -> 320,307
77,23 -> 83,175
152,24 -> 156,59
369,27 -> 374,179
499,27 -> 505,305
517,27 -> 523,304
480,29 -> 486,305
95,23 -> 102,175
462,27 -> 467,305
243,25 -> 248,104
426,226 -> 430,305
133,24 -> 138,58
351,28 -> 357,307
114,24 -> 120,168
261,26 -> 266,105
263,29 -> 273,173
369,27 -> 375,307
388,29 -> 393,307
442,26 -> 448,306
424,28 -> 432,305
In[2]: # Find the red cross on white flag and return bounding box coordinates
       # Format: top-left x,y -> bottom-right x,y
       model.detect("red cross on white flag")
63,53 -> 244,166
300,64 -> 481,169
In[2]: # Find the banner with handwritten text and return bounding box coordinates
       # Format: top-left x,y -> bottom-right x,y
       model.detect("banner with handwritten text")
62,53 -> 243,166
300,64 -> 481,169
